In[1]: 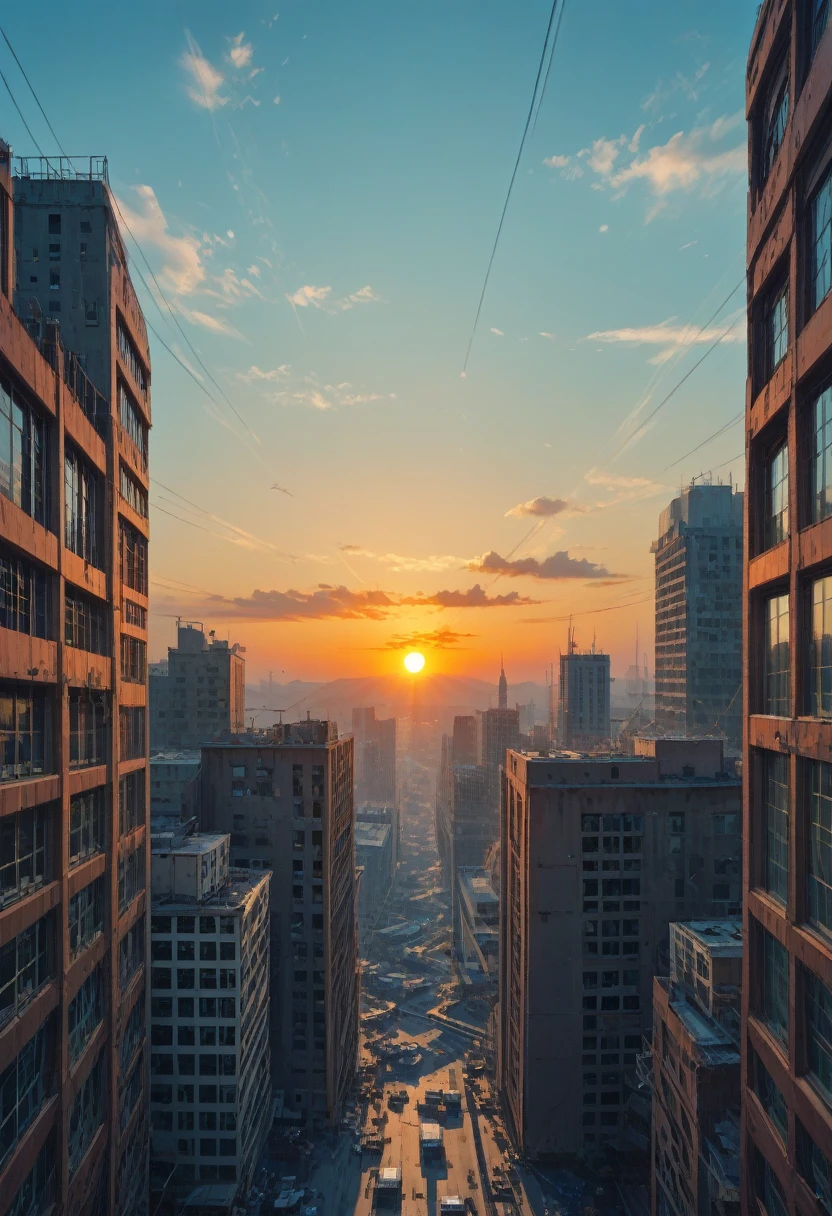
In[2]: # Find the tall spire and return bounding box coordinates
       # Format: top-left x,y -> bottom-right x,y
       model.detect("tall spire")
498,654 -> 508,710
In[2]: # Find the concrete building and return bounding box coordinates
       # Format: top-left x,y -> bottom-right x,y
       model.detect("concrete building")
351,706 -> 396,805
150,621 -> 245,752
355,819 -> 392,942
477,704 -> 520,812
454,867 -> 499,989
497,739 -> 741,1162
650,921 -> 742,1216
150,751 -> 201,829
0,151 -> 151,1216
558,643 -> 611,750
199,720 -> 358,1124
148,833 -> 271,1205
743,6 -> 832,1212
653,482 -> 743,751
435,725 -> 492,894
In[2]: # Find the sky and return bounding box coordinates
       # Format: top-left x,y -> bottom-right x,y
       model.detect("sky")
2,1 -> 759,684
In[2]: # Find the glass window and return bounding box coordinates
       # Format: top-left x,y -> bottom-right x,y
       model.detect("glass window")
68,1052 -> 104,1172
763,74 -> 788,181
763,752 -> 789,903
0,685 -> 49,781
0,1019 -> 53,1165
119,462 -> 148,517
797,1117 -> 832,1212
764,443 -> 789,549
811,0 -> 832,61
757,925 -> 788,1048
0,912 -> 55,1026
64,587 -> 108,655
119,706 -> 145,761
764,594 -> 790,715
750,1045 -> 787,1141
765,286 -> 789,379
119,920 -> 144,991
808,760 -> 832,935
68,878 -> 104,958
64,446 -> 103,569
120,634 -> 146,684
812,168 -> 832,313
120,521 -> 148,595
0,376 -> 49,527
0,548 -> 49,639
0,804 -> 50,907
69,691 -> 106,769
807,967 -> 832,1102
67,965 -> 103,1065
69,787 -> 105,866
119,769 -> 145,836
810,576 -> 832,718
811,383 -> 832,524
118,381 -> 148,466
117,844 -> 145,914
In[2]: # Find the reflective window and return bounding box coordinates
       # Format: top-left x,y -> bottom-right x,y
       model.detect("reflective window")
0,805 -> 50,907
764,594 -> 790,715
763,74 -> 788,181
68,1052 -> 104,1172
68,878 -> 104,958
749,1045 -> 787,1142
67,965 -> 103,1064
757,925 -> 788,1048
797,1117 -> 832,1212
0,377 -> 48,528
0,549 -> 49,639
69,787 -> 105,866
65,587 -> 108,655
763,752 -> 789,903
0,685 -> 49,781
764,443 -> 788,549
0,1019 -> 53,1167
811,0 -> 832,61
64,446 -> 103,569
0,912 -> 55,1027
809,760 -> 832,935
807,967 -> 832,1103
69,690 -> 106,769
810,576 -> 832,717
765,285 -> 789,379
812,168 -> 832,313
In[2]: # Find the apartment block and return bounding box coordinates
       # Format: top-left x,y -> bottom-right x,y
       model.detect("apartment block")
558,645 -> 611,750
477,703 -> 520,813
0,151 -> 151,1216
497,740 -> 741,1163
653,482 -> 743,751
650,921 -> 742,1216
743,4 -> 832,1212
150,621 -> 245,752
148,833 -> 271,1204
435,723 -> 491,894
454,867 -> 499,990
355,818 -> 392,943
352,706 -> 396,805
199,720 -> 358,1125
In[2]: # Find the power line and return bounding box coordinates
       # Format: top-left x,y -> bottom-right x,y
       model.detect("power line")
0,27 -> 67,155
531,0 -> 567,132
0,63 -> 45,155
461,0 -> 565,377
661,411 -> 743,472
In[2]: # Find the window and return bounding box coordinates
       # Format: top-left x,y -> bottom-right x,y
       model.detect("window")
0,912 -> 54,1027
124,600 -> 147,629
764,593 -> 790,715
67,965 -> 103,1064
120,521 -> 148,594
0,548 -> 49,639
750,1045 -> 787,1141
120,462 -> 148,517
120,996 -> 143,1074
120,768 -> 145,836
0,376 -> 48,527
48,269 -> 59,290
48,214 -> 60,235
810,383 -> 832,524
118,844 -> 145,913
764,286 -> 789,380
811,0 -> 832,61
118,320 -> 148,396
797,1117 -> 832,1212
121,634 -> 146,683
68,878 -> 104,958
0,685 -> 49,780
65,587 -> 108,655
811,168 -> 832,313
714,813 -> 739,835
808,760 -> 832,935
0,1019 -> 53,1167
763,72 -> 788,181
756,925 -> 788,1048
118,382 -> 148,465
763,752 -> 789,903
0,804 -> 50,907
6,1129 -> 56,1216
764,442 -> 789,549
64,447 -> 103,568
806,967 -> 832,1102
69,690 -> 106,769
120,919 -> 144,990
68,1052 -> 104,1172
810,576 -> 832,717
69,787 -> 105,866
120,706 -> 146,761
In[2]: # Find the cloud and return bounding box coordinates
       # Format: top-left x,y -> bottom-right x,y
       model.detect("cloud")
401,584 -> 539,608
239,364 -> 292,382
264,373 -> 396,411
543,154 -> 570,169
227,32 -> 254,69
116,185 -> 205,297
505,496 -> 574,519
539,331 -> 556,341
285,283 -> 384,313
380,628 -> 475,651
586,316 -> 745,364
584,469 -> 666,505
490,327 -> 504,336
181,33 -> 228,111
339,545 -> 463,573
642,62 -> 711,114
467,550 -> 620,581
177,307 -> 247,340
599,224 -> 609,233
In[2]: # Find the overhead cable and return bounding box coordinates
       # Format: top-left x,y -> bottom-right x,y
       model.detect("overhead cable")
0,27 -> 67,155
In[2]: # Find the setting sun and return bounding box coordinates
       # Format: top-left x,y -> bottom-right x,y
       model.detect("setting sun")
403,651 -> 425,674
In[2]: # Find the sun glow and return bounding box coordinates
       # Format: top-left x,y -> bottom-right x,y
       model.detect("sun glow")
403,651 -> 425,674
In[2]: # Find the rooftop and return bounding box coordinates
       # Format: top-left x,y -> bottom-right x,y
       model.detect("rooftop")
355,822 -> 392,848
151,750 -> 202,765
151,833 -> 227,858
458,869 -> 498,904
659,976 -> 741,1066
151,868 -> 269,913
674,920 -> 743,957
14,154 -> 109,183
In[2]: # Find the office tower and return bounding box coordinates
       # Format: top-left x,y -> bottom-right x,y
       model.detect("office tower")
199,720 -> 358,1124
0,150 -> 151,1215
453,867 -> 499,991
558,639 -> 611,750
148,833 -> 271,1203
743,7 -> 832,1211
497,738 -> 741,1162
351,706 -> 396,805
650,921 -> 742,1216
477,684 -> 521,811
150,751 -> 201,829
498,658 -> 508,710
435,715 -> 492,890
149,621 -> 245,751
653,482 -> 743,751
355,816 -> 393,943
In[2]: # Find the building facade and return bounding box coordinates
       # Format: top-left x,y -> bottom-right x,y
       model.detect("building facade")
477,705 -> 520,812
454,867 -> 499,990
743,4 -> 832,1213
149,621 -> 245,752
0,151 -> 151,1215
148,833 -> 271,1204
654,483 -> 743,751
558,648 -> 611,750
351,707 -> 396,806
497,740 -> 741,1163
650,921 -> 742,1216
199,720 -> 358,1125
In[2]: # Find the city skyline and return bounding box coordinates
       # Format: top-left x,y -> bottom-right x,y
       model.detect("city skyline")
0,2 -> 757,681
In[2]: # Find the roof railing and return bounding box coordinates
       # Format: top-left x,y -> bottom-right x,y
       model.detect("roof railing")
14,155 -> 109,184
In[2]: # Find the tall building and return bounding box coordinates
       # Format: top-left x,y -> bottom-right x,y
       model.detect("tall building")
743,6 -> 832,1212
351,707 -> 396,805
149,621 -> 245,752
650,921 -> 742,1216
653,482 -> 743,751
199,720 -> 358,1125
497,739 -> 741,1162
454,867 -> 499,991
477,706 -> 520,812
558,641 -> 611,749
0,151 -> 151,1215
435,716 -> 492,890
148,833 -> 271,1204
498,658 -> 508,710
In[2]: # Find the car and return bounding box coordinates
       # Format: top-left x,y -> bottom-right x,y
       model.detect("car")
465,1200 -> 479,1215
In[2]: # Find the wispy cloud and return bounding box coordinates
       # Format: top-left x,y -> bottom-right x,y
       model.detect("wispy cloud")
116,184 -> 205,296
401,585 -> 539,608
227,31 -> 254,69
181,32 -> 228,111
587,314 -> 745,365
490,327 -> 504,336
505,496 -> 577,519
584,469 -> 666,506
379,628 -> 476,651
339,545 -> 464,573
467,550 -> 623,581
285,283 -> 384,314
246,370 -> 396,411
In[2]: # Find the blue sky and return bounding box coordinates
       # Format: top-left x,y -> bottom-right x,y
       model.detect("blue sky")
2,1 -> 758,681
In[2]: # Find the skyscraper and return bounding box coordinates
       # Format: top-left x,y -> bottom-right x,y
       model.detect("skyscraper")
558,637 -> 611,750
498,657 -> 508,710
0,150 -> 151,1215
149,620 -> 246,751
743,6 -> 832,1211
654,482 -> 743,751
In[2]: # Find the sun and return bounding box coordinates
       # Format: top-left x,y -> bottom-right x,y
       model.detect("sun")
403,651 -> 425,674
